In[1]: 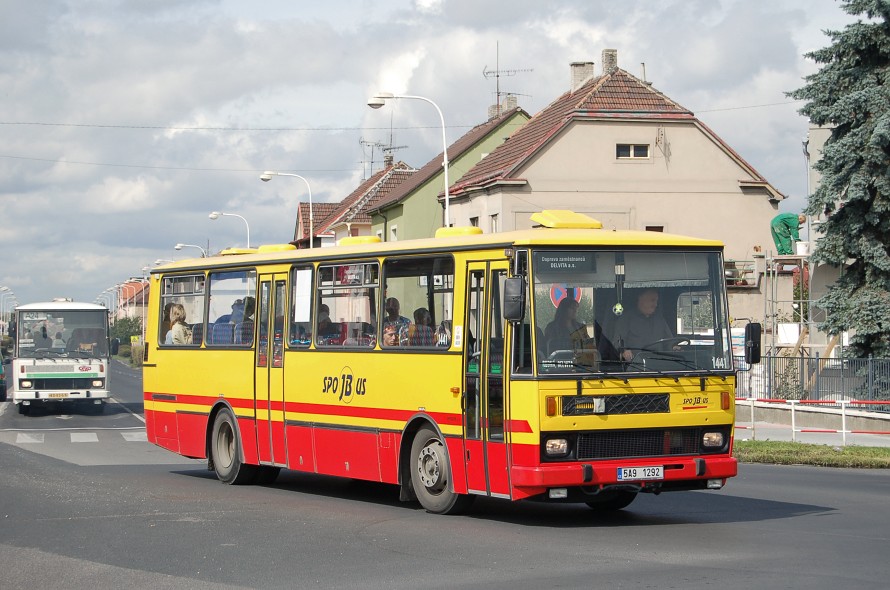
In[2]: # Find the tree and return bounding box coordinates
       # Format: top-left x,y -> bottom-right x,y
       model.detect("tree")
111,316 -> 142,343
788,0 -> 890,357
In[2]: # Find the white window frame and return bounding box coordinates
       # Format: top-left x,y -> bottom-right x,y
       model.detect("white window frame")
616,144 -> 650,159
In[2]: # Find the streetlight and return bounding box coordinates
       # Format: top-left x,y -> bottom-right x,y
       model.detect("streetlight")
209,211 -> 250,248
260,171 -> 314,249
0,286 -> 13,335
175,243 -> 207,257
368,91 -> 451,227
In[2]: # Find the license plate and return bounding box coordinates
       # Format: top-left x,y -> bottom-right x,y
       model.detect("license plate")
48,393 -> 69,399
617,465 -> 663,481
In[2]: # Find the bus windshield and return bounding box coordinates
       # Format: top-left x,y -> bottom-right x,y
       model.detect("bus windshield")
17,309 -> 109,358
532,249 -> 731,375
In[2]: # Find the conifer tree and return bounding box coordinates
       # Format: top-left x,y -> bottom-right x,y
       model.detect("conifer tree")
788,0 -> 890,357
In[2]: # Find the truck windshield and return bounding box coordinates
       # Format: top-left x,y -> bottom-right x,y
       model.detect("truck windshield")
16,310 -> 109,358
531,250 -> 731,375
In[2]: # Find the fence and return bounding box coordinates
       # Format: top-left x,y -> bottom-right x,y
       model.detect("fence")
735,398 -> 890,445
735,354 -> 890,411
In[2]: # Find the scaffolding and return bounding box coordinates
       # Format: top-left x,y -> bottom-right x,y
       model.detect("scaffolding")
762,247 -> 842,359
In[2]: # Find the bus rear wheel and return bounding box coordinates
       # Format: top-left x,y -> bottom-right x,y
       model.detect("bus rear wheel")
584,490 -> 637,511
410,426 -> 473,515
211,408 -> 257,485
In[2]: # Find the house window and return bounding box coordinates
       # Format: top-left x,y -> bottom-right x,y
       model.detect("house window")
375,229 -> 383,241
469,216 -> 479,227
645,225 -> 664,232
616,144 -> 649,159
389,225 -> 398,242
490,214 -> 499,233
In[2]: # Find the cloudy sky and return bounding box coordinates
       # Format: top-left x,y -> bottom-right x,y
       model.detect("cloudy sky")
0,0 -> 855,307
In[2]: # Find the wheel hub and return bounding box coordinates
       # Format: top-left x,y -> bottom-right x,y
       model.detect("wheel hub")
417,445 -> 442,489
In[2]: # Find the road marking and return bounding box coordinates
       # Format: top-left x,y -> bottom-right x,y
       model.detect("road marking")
16,433 -> 44,444
121,431 -> 147,442
71,432 -> 99,443
109,396 -> 146,424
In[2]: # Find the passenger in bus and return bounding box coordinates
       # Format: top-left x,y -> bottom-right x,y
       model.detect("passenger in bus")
34,325 -> 53,349
242,296 -> 256,322
611,288 -> 674,361
382,323 -> 400,347
168,303 -> 193,345
544,297 -> 589,354
383,297 -> 410,333
52,332 -> 66,349
403,307 -> 435,346
161,303 -> 174,337
316,304 -> 341,344
216,299 -> 244,324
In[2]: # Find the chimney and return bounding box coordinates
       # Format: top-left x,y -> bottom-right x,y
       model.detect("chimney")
570,61 -> 595,92
487,94 -> 520,120
602,48 -> 618,74
383,154 -> 394,167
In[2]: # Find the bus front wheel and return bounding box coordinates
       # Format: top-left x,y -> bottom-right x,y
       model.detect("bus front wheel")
210,408 -> 257,485
409,426 -> 473,515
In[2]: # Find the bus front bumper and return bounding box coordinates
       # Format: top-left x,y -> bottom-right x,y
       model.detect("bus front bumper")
14,390 -> 110,403
511,455 -> 738,491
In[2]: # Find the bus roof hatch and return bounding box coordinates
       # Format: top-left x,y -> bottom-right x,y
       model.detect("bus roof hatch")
530,210 -> 603,229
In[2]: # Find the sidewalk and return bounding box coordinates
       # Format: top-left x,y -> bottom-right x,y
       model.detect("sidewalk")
735,420 -> 890,447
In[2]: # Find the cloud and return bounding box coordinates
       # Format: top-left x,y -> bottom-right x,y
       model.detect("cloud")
0,0 -> 858,304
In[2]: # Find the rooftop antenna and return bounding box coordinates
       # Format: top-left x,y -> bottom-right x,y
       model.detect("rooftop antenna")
483,41 -> 533,116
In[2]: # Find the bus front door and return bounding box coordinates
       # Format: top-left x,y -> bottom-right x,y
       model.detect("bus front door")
255,275 -> 288,467
463,263 -> 511,498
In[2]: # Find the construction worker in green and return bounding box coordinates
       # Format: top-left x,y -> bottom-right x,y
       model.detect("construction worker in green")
770,213 -> 806,255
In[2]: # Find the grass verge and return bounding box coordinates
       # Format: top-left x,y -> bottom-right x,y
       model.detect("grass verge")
734,440 -> 890,468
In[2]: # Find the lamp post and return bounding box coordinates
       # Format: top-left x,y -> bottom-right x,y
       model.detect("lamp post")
209,211 -> 251,248
175,243 -> 207,257
0,287 -> 13,335
260,171 -> 314,249
368,92 -> 451,227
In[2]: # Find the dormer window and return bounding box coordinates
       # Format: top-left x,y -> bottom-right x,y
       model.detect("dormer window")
616,144 -> 649,159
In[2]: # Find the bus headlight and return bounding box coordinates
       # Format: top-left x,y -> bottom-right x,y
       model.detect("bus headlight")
545,438 -> 569,457
20,380 -> 33,389
702,432 -> 724,448
91,379 -> 104,388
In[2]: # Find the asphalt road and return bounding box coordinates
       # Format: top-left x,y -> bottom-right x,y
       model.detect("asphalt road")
0,361 -> 888,589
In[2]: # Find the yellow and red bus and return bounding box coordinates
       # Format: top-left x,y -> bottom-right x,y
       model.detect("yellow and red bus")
144,210 -> 757,514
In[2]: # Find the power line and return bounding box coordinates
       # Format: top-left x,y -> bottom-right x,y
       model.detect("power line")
0,121 -> 475,132
0,153 -> 361,173
696,100 -> 804,113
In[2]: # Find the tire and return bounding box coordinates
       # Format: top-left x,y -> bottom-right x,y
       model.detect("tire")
585,490 -> 637,511
210,408 -> 257,485
409,426 -> 473,515
18,403 -> 29,415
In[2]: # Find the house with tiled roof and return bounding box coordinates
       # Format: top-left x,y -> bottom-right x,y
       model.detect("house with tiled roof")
297,161 -> 416,247
367,104 -> 530,241
448,49 -> 786,320
291,202 -> 337,249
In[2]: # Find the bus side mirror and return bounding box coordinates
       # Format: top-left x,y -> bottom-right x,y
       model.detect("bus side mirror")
503,277 -> 526,322
744,323 -> 761,365
110,338 -> 120,356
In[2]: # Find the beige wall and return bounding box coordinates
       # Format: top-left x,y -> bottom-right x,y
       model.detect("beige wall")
457,120 -> 779,261
451,117 -> 783,325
